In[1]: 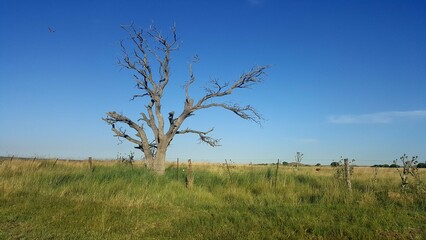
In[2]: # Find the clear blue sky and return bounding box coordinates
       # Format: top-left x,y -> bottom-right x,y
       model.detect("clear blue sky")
1,0 -> 425,165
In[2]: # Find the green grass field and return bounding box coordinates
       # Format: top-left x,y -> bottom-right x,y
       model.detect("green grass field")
1,158 -> 425,239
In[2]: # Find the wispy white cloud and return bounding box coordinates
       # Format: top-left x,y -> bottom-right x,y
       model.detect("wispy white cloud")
328,110 -> 426,124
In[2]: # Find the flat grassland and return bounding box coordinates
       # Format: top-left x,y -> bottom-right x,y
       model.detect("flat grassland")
1,158 -> 425,239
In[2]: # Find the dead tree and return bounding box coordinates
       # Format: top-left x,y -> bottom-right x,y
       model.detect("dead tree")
103,23 -> 268,175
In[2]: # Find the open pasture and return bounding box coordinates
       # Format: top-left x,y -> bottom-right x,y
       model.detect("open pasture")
1,158 -> 425,239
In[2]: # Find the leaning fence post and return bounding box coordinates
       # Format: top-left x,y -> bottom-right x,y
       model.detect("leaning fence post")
52,158 -> 59,167
186,159 -> 193,189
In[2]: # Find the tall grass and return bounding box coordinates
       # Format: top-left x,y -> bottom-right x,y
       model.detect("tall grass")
1,159 -> 425,239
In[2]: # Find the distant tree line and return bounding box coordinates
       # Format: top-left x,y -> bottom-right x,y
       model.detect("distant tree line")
417,162 -> 426,168
348,162 -> 426,168
370,162 -> 425,168
330,162 -> 425,168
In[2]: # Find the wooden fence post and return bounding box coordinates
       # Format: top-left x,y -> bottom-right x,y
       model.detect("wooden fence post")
52,158 -> 59,167
225,159 -> 232,181
274,159 -> 280,188
344,158 -> 352,192
88,157 -> 94,172
186,159 -> 193,189
176,158 -> 180,181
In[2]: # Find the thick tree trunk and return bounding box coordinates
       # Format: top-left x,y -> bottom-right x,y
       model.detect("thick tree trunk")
136,134 -> 170,175
152,151 -> 166,175
145,157 -> 154,170
144,144 -> 167,175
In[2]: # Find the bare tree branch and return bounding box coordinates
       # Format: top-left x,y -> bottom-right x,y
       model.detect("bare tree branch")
103,111 -> 152,156
184,55 -> 199,103
176,128 -> 221,147
111,127 -> 142,146
198,103 -> 263,125
196,65 -> 268,105
185,65 -> 268,125
204,78 -> 230,95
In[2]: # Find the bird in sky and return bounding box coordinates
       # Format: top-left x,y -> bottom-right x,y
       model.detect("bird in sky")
48,27 -> 56,33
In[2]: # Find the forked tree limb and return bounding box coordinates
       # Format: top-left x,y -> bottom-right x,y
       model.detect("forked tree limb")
176,128 -> 221,147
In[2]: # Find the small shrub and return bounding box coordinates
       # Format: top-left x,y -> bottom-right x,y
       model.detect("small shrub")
389,163 -> 400,168
330,162 -> 339,167
393,154 -> 418,190
294,152 -> 304,170
265,168 -> 273,185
